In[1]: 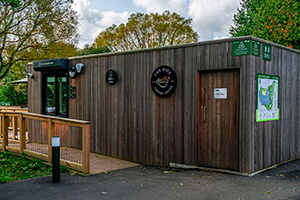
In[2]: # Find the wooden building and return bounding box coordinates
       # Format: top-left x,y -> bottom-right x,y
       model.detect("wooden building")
28,36 -> 300,175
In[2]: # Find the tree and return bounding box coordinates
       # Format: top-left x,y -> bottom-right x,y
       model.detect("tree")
0,0 -> 21,8
79,44 -> 110,56
0,0 -> 79,80
26,41 -> 78,61
230,0 -> 300,50
94,11 -> 199,52
0,63 -> 27,105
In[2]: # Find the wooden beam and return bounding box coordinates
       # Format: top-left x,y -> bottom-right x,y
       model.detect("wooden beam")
19,113 -> 26,154
48,119 -> 54,163
2,114 -> 9,152
12,116 -> 18,140
82,124 -> 90,174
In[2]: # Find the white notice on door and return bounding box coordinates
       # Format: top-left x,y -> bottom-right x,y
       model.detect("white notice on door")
214,88 -> 227,99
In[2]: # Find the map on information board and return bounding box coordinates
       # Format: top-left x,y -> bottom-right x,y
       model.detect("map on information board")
256,74 -> 280,122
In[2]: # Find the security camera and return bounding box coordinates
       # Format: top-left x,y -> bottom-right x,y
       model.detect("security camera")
27,73 -> 34,78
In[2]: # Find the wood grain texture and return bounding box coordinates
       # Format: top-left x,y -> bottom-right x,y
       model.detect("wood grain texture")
27,37 -> 300,174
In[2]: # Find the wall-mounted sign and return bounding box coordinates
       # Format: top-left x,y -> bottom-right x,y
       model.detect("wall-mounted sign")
69,67 -> 77,78
263,44 -> 272,61
232,40 -> 251,56
214,88 -> 227,99
33,58 -> 68,72
151,66 -> 177,98
256,73 -> 280,122
106,70 -> 118,85
232,40 -> 261,57
252,41 -> 260,56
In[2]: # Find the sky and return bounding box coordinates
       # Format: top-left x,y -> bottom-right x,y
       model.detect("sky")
72,0 -> 241,48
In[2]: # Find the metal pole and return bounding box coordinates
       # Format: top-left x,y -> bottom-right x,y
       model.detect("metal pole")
52,136 -> 60,183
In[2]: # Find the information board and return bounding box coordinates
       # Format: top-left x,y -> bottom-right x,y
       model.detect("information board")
256,73 -> 280,122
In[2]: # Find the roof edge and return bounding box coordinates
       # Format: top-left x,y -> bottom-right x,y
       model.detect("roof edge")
68,36 -> 299,60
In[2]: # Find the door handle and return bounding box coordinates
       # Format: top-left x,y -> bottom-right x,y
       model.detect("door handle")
203,106 -> 207,122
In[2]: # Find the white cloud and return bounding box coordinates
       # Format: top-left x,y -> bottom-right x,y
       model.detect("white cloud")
187,0 -> 240,40
73,0 -> 130,47
132,0 -> 187,15
72,0 -> 241,47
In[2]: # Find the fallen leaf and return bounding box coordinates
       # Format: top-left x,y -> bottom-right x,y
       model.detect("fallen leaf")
265,189 -> 273,194
164,171 -> 171,174
180,183 -> 183,186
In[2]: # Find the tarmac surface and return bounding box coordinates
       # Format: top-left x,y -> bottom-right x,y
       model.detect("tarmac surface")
1,159 -> 300,200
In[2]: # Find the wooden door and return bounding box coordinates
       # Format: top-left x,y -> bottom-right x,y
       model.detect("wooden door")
197,69 -> 240,171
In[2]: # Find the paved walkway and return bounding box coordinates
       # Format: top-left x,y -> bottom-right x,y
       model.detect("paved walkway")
1,158 -> 300,200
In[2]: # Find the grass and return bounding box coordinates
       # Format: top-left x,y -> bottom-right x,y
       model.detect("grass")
0,152 -> 67,183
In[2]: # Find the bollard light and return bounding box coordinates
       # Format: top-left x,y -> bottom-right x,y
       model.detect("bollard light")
52,136 -> 60,183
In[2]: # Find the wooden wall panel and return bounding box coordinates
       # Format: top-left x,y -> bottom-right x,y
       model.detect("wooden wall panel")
253,46 -> 300,173
28,36 -> 300,174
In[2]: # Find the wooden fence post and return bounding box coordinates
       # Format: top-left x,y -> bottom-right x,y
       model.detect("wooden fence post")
0,113 -> 2,139
82,124 -> 90,174
2,114 -> 9,152
12,116 -> 18,140
48,119 -> 54,163
19,113 -> 26,154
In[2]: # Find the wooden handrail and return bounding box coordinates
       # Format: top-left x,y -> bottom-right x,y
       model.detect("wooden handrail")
0,111 -> 91,173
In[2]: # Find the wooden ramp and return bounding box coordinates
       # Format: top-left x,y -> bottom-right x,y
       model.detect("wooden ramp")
89,153 -> 139,174
3,139 -> 139,174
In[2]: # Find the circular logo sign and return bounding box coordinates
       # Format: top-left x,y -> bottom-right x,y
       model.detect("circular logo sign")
151,66 -> 177,98
106,70 -> 118,85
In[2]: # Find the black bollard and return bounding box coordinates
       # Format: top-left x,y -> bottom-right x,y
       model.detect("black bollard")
52,136 -> 60,183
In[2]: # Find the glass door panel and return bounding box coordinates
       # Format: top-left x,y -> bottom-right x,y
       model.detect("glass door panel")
46,76 -> 56,114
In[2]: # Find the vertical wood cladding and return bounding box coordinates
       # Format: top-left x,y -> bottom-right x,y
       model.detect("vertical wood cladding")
68,40 -> 244,169
28,37 -> 300,174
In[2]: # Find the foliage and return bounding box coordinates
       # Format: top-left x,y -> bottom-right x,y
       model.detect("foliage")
78,44 -> 110,56
0,82 -> 27,105
0,0 -> 79,81
26,41 -> 78,61
0,62 -> 27,105
0,0 -> 21,8
230,0 -> 300,50
94,10 -> 199,52
0,152 -> 52,183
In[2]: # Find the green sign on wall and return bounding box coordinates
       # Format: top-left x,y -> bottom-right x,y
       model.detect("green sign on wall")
252,41 -> 260,56
263,44 -> 272,61
232,40 -> 251,56
232,40 -> 261,57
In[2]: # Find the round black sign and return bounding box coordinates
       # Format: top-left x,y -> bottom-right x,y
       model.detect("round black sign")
151,66 -> 177,98
106,70 -> 118,85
